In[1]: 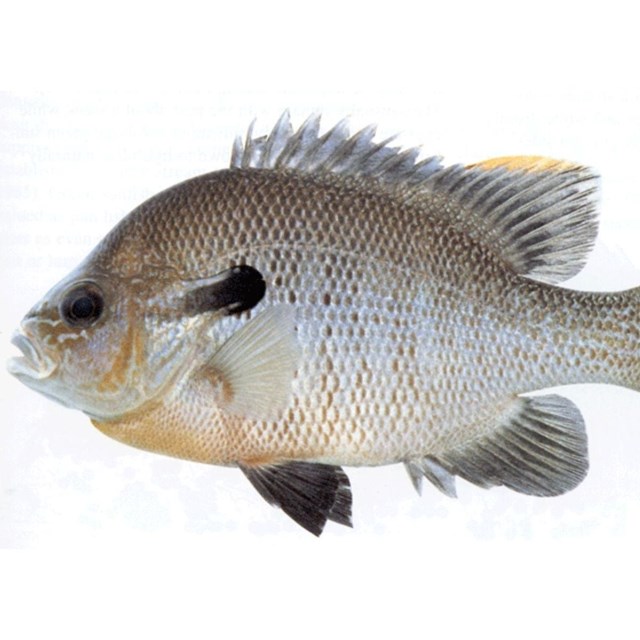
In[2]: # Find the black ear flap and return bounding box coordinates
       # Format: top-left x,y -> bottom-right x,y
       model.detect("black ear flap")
183,265 -> 266,317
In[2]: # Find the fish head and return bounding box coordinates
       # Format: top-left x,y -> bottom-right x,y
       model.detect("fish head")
8,266 -> 192,420
8,260 -> 269,421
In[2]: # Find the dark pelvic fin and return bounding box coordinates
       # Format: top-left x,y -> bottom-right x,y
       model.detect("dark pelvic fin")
408,394 -> 589,498
239,461 -> 353,536
183,265 -> 266,316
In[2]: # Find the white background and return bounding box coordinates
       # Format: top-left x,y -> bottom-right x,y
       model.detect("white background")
2,1 -> 639,638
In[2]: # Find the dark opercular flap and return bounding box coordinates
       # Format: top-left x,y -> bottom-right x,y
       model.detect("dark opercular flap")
239,461 -> 353,536
183,265 -> 266,316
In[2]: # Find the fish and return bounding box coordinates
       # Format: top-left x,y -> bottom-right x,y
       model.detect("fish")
7,112 -> 640,535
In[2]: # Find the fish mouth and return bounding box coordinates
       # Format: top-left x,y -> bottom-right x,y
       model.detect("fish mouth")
7,330 -> 56,380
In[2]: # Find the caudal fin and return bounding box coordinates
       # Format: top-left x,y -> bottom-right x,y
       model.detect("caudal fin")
613,284 -> 640,392
631,286 -> 640,391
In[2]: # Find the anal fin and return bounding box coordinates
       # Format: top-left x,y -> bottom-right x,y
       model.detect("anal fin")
404,457 -> 457,498
239,461 -> 353,536
413,394 -> 589,498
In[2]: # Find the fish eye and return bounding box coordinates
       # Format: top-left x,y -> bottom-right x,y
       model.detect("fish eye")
60,283 -> 105,328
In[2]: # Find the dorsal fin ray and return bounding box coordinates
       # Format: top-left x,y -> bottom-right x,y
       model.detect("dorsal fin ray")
421,158 -> 600,283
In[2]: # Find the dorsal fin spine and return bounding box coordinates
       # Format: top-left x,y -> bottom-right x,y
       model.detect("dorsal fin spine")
230,111 -> 443,186
263,111 -> 292,168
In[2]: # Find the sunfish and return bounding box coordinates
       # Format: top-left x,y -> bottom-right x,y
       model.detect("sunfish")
8,113 -> 639,534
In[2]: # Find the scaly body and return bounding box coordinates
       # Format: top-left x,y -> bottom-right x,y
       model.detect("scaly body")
92,169 -> 638,465
9,114 -> 640,534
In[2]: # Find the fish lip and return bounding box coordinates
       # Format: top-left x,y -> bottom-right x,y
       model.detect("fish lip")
7,330 -> 55,380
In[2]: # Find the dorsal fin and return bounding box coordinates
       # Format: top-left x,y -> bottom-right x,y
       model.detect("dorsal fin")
230,110 -> 443,186
421,157 -> 600,283
231,114 -> 600,285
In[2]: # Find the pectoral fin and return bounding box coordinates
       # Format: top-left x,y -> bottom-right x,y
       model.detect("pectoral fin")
409,394 -> 588,497
208,305 -> 300,421
239,461 -> 353,536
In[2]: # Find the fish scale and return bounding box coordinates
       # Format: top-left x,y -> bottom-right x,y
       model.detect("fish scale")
8,113 -> 639,535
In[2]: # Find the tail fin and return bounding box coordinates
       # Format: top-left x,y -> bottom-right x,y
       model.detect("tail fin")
631,286 -> 640,392
609,285 -> 640,392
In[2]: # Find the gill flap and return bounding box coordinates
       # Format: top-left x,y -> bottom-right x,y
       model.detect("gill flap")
183,265 -> 266,317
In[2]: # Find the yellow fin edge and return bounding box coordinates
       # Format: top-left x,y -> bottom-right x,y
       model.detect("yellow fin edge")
468,155 -> 582,173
